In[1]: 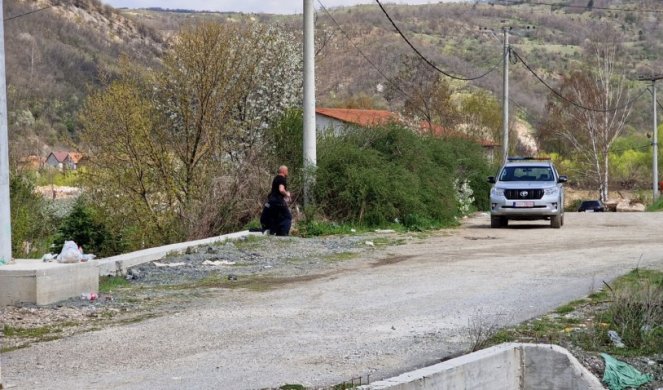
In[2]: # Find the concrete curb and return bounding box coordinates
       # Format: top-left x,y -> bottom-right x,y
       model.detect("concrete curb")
96,230 -> 256,276
360,343 -> 605,390
0,230 -> 257,305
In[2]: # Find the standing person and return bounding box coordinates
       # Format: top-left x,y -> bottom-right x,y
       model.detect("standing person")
263,165 -> 292,236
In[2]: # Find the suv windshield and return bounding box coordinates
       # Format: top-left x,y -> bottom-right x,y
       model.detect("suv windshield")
499,166 -> 554,182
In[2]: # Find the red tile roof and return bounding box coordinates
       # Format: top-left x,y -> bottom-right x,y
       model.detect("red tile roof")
316,107 -> 497,148
51,151 -> 69,162
316,108 -> 397,127
68,152 -> 83,164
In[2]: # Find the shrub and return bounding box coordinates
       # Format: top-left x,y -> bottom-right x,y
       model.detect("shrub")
9,173 -> 57,258
52,197 -> 124,257
313,124 -> 491,228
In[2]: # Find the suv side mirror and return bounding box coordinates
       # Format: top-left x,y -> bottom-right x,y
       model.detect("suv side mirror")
488,176 -> 496,184
558,175 -> 568,183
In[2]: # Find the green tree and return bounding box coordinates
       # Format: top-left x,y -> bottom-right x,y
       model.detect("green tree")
9,173 -> 55,258
52,197 -> 120,257
80,23 -> 303,248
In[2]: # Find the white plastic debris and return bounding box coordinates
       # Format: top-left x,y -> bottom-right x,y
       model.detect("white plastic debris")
608,330 -> 626,348
81,254 -> 96,262
41,253 -> 56,262
202,260 -> 236,266
57,241 -> 82,263
364,241 -> 375,247
153,261 -> 186,268
374,229 -> 396,234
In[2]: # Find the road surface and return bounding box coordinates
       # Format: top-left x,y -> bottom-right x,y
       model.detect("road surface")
3,212 -> 663,389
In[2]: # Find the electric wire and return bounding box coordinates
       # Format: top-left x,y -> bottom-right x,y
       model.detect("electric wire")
316,0 -> 414,101
496,1 -> 663,14
512,49 -> 647,113
610,143 -> 651,153
5,5 -> 52,22
374,0 -> 503,81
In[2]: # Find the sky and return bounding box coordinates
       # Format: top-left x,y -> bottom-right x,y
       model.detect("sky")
102,0 -> 464,15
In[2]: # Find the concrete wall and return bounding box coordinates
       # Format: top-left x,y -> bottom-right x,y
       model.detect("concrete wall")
361,343 -> 604,390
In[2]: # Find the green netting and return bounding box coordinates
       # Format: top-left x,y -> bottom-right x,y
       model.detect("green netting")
601,353 -> 653,390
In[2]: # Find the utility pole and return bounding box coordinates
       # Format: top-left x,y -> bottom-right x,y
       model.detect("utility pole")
0,0 -> 12,264
502,26 -> 510,164
639,75 -> 662,201
303,0 -> 316,206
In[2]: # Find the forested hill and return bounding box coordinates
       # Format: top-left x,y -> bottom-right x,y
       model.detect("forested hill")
6,0 -> 663,155
5,0 -> 163,157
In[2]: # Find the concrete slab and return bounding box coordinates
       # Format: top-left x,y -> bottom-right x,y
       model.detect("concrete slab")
0,230 -> 255,306
0,260 -> 98,306
361,343 -> 605,390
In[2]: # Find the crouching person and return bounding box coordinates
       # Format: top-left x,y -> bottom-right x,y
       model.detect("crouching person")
261,165 -> 292,236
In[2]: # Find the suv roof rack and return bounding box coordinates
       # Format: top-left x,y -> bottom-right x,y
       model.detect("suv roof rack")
507,156 -> 551,161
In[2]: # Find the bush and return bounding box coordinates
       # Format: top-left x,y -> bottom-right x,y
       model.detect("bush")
312,124 -> 492,228
602,270 -> 663,354
52,197 -> 124,257
647,196 -> 663,211
9,173 -> 56,258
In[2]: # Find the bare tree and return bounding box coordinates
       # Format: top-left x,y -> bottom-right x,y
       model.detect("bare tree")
545,31 -> 632,201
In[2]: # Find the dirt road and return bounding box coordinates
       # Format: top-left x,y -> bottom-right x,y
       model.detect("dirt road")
3,212 -> 663,389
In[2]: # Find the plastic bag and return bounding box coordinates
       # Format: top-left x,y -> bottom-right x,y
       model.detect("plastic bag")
57,241 -> 82,263
601,353 -> 653,390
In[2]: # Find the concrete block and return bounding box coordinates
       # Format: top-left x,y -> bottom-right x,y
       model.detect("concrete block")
0,260 -> 98,306
0,231 -> 255,306
361,343 -> 604,390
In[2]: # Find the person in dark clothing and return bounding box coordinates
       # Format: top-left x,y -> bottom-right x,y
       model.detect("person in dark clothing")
261,165 -> 292,236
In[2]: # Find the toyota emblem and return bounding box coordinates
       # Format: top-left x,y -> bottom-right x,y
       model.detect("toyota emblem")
519,190 -> 529,198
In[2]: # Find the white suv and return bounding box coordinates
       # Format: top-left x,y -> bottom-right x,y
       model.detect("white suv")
488,157 -> 567,228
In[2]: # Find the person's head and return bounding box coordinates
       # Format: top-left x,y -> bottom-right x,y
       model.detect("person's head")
278,165 -> 289,177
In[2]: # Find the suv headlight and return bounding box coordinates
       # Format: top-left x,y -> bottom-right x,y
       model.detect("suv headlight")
491,187 -> 505,197
544,187 -> 559,195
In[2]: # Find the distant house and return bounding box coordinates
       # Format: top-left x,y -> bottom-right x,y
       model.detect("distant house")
45,151 -> 84,171
315,108 -> 397,136
315,107 -> 498,161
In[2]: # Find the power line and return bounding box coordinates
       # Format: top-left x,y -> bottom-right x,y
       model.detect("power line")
374,0 -> 502,82
494,1 -> 663,14
4,5 -> 52,22
316,0 -> 413,101
610,143 -> 651,153
512,49 -> 647,113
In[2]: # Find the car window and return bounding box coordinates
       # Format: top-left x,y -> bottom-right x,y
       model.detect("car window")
499,166 -> 554,182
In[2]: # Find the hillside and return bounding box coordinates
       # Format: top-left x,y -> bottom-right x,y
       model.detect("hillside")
4,0 -> 163,158
127,0 -> 663,135
6,0 -> 663,156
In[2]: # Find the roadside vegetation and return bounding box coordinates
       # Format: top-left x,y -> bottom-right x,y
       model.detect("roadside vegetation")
483,269 -> 663,388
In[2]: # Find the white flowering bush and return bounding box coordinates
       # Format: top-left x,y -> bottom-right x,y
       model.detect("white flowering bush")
454,178 -> 475,217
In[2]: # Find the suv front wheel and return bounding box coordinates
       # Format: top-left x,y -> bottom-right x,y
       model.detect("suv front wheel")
551,214 -> 562,229
491,216 -> 508,228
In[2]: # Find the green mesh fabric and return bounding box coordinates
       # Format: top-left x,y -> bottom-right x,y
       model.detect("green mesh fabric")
601,353 -> 653,390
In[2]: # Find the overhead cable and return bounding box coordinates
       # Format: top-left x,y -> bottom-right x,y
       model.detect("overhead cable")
374,0 -> 503,81
512,49 -> 647,113
497,1 -> 663,14
5,5 -> 52,22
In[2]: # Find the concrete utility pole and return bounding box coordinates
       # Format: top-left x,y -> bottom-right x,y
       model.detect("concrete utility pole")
502,27 -> 510,164
303,0 -> 316,206
639,75 -> 662,201
653,80 -> 660,201
0,0 -> 12,264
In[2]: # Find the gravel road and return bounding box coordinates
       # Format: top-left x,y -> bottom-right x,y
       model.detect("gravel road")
3,212 -> 663,389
